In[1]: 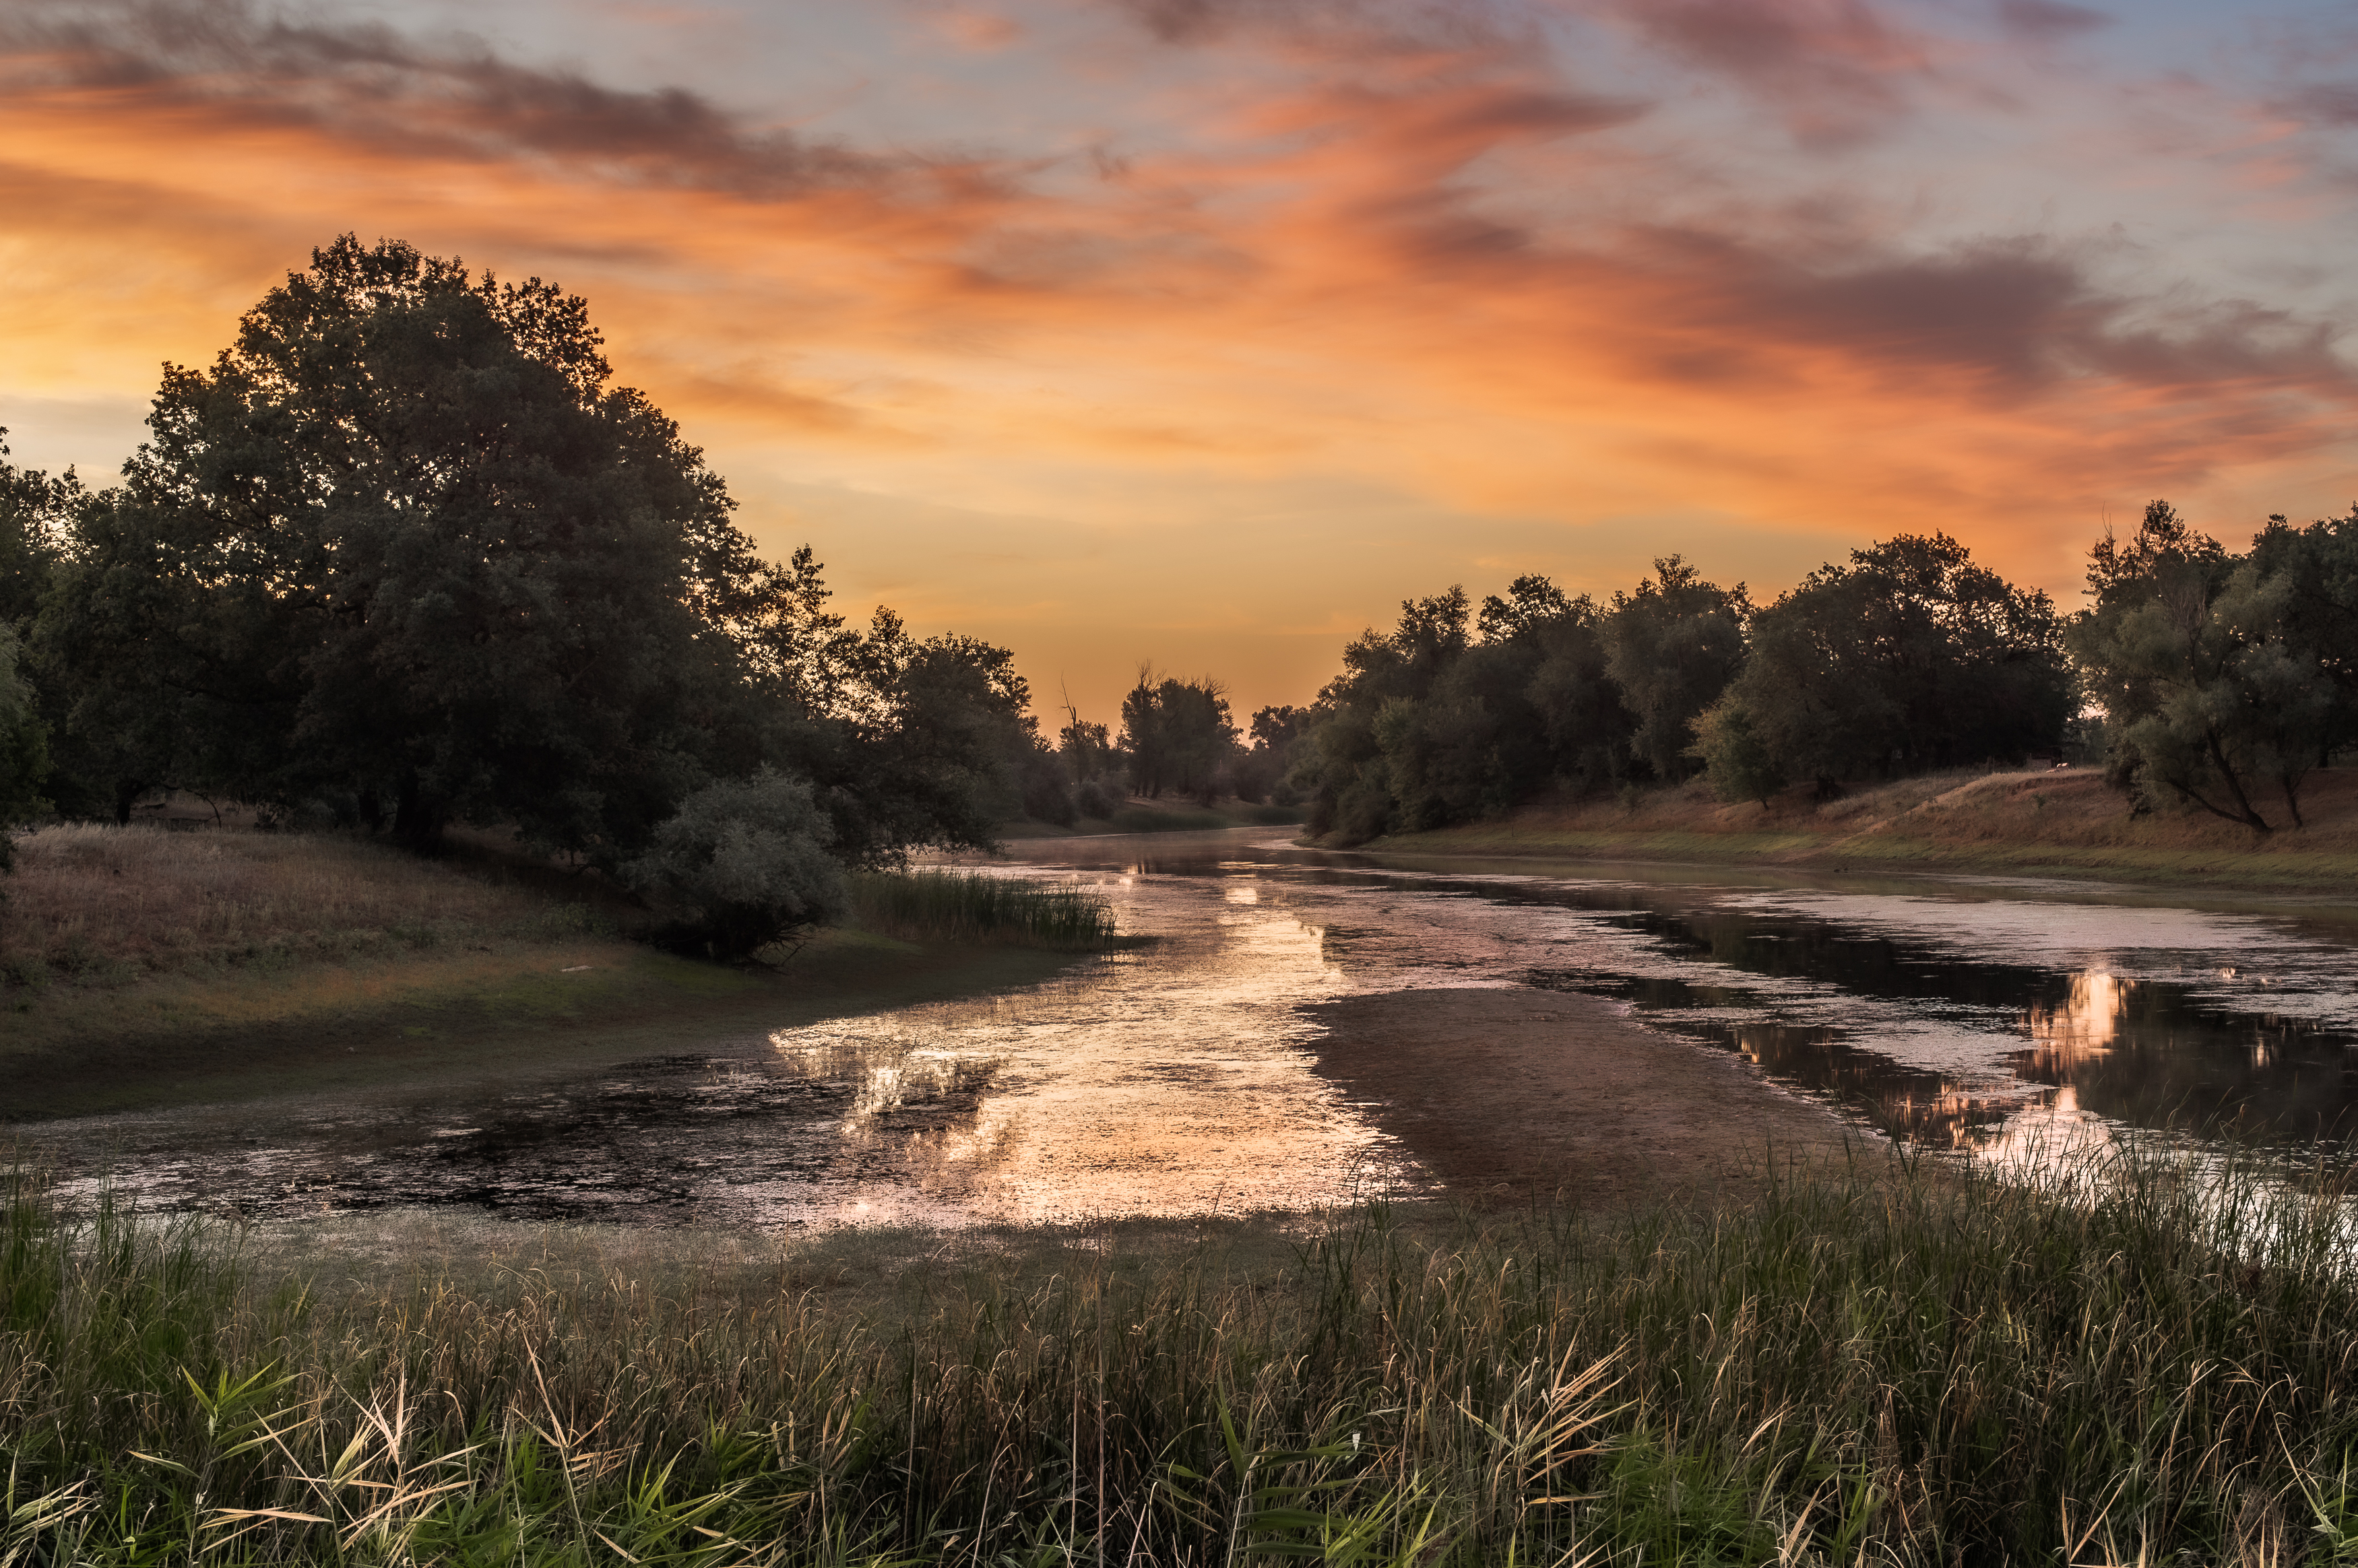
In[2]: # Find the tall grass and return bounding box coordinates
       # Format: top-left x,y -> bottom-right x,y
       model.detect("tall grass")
1,824 -> 598,995
9,1150 -> 2358,1564
848,870 -> 1118,950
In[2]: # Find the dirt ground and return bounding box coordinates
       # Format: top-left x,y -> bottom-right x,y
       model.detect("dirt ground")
1304,985 -> 1863,1208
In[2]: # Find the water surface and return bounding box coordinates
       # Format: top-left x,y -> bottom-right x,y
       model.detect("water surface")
24,830 -> 2358,1225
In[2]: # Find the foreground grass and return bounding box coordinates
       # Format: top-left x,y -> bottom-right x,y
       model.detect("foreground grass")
9,1152 -> 2358,1565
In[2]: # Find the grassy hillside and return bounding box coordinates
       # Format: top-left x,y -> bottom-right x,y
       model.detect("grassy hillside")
1378,766 -> 2358,896
0,824 -> 1108,1121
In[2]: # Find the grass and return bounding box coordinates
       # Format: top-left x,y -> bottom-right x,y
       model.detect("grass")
1382,766 -> 2358,899
847,869 -> 1121,950
0,824 -> 1106,1121
0,822 -> 608,995
10,1147 -> 2358,1565
999,800 -> 1306,839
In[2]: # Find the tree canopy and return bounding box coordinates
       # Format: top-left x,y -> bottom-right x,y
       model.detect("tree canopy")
8,238 -> 1034,946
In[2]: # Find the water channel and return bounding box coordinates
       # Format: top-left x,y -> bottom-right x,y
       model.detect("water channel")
26,828 -> 2358,1228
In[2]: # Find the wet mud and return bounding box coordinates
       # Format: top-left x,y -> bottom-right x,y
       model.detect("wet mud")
1303,986 -> 1855,1206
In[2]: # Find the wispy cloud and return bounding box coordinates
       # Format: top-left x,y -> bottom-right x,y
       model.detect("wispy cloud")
5,0 -> 2358,715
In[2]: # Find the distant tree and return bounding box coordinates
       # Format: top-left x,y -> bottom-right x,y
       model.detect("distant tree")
1501,583 -> 1635,791
1724,533 -> 2070,791
1689,696 -> 1784,806
2248,509 -> 2358,763
0,431 -> 82,826
0,626 -> 50,865
1119,667 -> 1237,802
0,430 -> 76,629
1602,557 -> 1750,781
1296,577 -> 1645,842
2070,502 -> 2332,832
1292,587 -> 1473,841
1234,703 -> 1313,802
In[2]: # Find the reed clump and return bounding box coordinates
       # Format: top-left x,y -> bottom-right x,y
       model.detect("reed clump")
9,1150 -> 2358,1565
847,869 -> 1119,950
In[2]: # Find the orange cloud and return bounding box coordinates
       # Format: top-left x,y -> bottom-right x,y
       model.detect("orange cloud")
5,0 -> 2357,723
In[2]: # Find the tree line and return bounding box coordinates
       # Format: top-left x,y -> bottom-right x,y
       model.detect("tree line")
0,237 -> 1070,953
1258,504 -> 2358,845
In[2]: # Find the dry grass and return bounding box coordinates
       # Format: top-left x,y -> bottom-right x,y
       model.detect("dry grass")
13,1150 -> 2358,1565
0,823 -> 602,993
1389,766 -> 2358,893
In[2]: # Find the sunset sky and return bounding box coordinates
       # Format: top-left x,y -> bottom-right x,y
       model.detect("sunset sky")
7,0 -> 2358,723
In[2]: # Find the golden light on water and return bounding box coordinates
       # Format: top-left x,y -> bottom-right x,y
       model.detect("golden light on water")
2027,970 -> 2127,1059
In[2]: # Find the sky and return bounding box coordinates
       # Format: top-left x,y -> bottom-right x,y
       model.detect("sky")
7,0 -> 2358,725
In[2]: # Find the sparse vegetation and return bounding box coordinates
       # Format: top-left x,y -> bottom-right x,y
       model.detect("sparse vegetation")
847,868 -> 1118,950
0,822 -> 600,995
9,1148 -> 2358,1565
1384,765 -> 2358,894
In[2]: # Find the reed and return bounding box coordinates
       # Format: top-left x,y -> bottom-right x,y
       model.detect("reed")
8,1148 -> 2358,1565
846,869 -> 1118,950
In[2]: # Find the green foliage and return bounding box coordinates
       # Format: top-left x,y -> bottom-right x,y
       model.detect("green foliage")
41,236 -> 748,850
0,626 -> 49,859
846,868 -> 1116,948
1601,555 -> 1750,781
1296,578 -> 1635,844
13,1152 -> 2358,1565
15,242 -> 1035,918
2072,501 -> 2335,832
623,769 -> 847,960
1727,532 -> 2071,789
1119,666 -> 1238,802
1689,695 -> 1784,804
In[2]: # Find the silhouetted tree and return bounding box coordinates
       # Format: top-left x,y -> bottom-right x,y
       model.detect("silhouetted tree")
1120,667 -> 1237,802
1602,556 -> 1749,781
2070,502 -> 2331,832
1234,703 -> 1313,803
32,238 -> 1030,915
1720,533 -> 2070,792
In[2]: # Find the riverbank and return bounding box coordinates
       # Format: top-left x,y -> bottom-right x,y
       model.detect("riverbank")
1369,765 -> 2358,899
0,823 -> 1097,1121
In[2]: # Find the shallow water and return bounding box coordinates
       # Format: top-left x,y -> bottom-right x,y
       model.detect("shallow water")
26,829 -> 2358,1226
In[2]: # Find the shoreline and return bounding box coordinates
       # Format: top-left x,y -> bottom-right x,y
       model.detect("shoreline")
1,934 -> 1094,1123
1350,766 -> 2358,911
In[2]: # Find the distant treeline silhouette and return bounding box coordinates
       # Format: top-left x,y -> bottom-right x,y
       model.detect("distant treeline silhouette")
9,240 -> 2357,903
0,236 -> 1069,953
1256,504 -> 2358,845
1019,502 -> 2358,847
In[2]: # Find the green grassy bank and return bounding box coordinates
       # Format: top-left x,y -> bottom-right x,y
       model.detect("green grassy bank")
1,827 -> 1121,1122
1374,766 -> 2358,901
7,1150 -> 2358,1565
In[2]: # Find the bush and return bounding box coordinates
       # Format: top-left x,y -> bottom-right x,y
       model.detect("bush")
1690,696 -> 1785,806
1074,777 -> 1120,818
623,769 -> 845,960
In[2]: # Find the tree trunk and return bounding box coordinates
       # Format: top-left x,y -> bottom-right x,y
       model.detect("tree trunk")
393,779 -> 446,847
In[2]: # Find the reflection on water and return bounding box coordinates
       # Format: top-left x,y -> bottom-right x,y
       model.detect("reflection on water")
22,827 -> 2358,1224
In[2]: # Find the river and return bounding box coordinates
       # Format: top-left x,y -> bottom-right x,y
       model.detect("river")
27,828 -> 2358,1228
